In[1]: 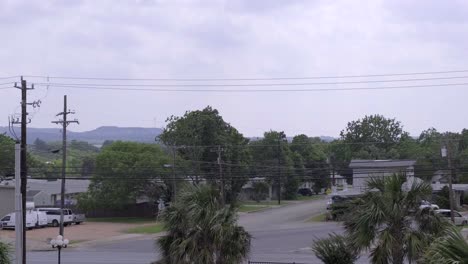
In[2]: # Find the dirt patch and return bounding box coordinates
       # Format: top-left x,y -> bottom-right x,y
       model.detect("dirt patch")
0,222 -> 154,250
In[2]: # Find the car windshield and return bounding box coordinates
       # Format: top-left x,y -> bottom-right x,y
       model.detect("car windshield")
1,216 -> 10,221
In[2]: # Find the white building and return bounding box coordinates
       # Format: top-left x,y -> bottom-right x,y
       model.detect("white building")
349,160 -> 416,193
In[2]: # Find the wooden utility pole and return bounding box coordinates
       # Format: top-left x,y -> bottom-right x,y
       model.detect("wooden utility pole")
52,95 -> 79,237
441,141 -> 456,223
13,77 -> 34,264
212,146 -> 225,205
277,137 -> 281,205
446,143 -> 456,223
172,146 -> 177,202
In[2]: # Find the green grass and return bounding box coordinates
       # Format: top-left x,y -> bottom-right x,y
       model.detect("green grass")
308,213 -> 327,222
125,223 -> 165,234
241,200 -> 287,206
69,239 -> 88,245
87,217 -> 155,223
238,205 -> 271,213
296,194 -> 325,201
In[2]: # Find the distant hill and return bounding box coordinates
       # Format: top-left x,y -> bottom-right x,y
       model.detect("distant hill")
0,126 -> 163,144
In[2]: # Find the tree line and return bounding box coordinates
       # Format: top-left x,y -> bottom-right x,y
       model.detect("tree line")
1,106 -> 468,209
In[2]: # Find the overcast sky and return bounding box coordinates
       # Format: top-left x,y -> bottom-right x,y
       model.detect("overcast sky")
1,0 -> 467,138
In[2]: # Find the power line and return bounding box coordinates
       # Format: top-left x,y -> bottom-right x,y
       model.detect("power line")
22,69 -> 468,81
32,75 -> 468,87
0,76 -> 19,80
35,82 -> 468,92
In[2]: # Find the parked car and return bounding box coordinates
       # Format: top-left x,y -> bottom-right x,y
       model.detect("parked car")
73,213 -> 86,225
0,212 -> 36,230
420,200 -> 439,210
435,209 -> 468,226
298,188 -> 313,196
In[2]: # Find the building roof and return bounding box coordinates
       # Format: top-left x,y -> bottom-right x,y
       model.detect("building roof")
27,179 -> 90,195
26,190 -> 42,197
1,179 -> 90,195
349,159 -> 416,168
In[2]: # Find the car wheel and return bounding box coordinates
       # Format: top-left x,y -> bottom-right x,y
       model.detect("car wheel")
52,220 -> 59,227
463,220 -> 467,226
76,222 -> 81,225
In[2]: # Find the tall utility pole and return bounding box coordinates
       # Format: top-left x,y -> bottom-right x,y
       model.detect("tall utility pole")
15,143 -> 23,264
171,146 -> 177,202
277,137 -> 281,205
14,77 -> 34,264
212,146 -> 225,205
52,95 -> 79,237
442,142 -> 455,223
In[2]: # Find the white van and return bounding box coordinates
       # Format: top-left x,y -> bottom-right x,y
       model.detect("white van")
37,208 -> 74,227
0,212 -> 36,230
30,210 -> 48,228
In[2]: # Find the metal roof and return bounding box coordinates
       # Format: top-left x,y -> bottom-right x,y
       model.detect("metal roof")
349,159 -> 416,168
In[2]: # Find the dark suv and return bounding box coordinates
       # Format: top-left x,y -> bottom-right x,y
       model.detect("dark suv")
298,188 -> 313,196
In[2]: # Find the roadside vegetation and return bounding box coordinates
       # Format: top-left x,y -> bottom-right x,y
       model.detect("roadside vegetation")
125,223 -> 165,234
312,233 -> 359,264
155,185 -> 251,264
0,241 -> 10,264
313,174 -> 459,264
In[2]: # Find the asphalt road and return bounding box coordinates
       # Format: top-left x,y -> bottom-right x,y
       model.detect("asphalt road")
28,198 -> 370,264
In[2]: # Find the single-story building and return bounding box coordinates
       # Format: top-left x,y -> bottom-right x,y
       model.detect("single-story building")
26,190 -> 52,206
350,159 -> 416,193
432,170 -> 450,184
432,183 -> 468,208
0,179 -> 90,207
0,185 -> 14,217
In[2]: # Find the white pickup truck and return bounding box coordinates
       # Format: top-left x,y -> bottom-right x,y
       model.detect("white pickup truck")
37,208 -> 85,227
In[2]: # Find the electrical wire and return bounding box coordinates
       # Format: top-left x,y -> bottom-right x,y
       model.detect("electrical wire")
35,82 -> 468,92
22,69 -> 468,81
32,76 -> 468,87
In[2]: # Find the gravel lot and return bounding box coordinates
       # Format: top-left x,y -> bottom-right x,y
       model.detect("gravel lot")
0,222 -> 152,250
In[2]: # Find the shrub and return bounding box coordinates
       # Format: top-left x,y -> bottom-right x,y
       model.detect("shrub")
0,241 -> 11,264
312,234 -> 358,264
250,181 -> 269,202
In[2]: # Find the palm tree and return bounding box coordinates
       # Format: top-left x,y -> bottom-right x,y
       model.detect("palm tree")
312,233 -> 359,264
0,241 -> 11,264
344,174 -> 451,264
155,185 -> 251,264
423,228 -> 468,264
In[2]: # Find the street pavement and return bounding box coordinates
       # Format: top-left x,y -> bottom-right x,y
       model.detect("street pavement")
28,197 -> 370,264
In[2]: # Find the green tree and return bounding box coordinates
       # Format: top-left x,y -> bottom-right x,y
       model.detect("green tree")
159,106 -> 251,202
0,241 -> 10,264
340,115 -> 407,159
312,233 -> 359,264
156,185 -> 251,264
433,186 -> 451,210
80,141 -> 170,209
423,228 -> 468,264
250,181 -> 269,202
291,134 -> 329,192
344,174 -> 451,264
250,131 -> 294,199
0,134 -> 15,177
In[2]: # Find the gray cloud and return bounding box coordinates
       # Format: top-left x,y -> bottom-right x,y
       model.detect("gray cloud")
1,0 -> 467,138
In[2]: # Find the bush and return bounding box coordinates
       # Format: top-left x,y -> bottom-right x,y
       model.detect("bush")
434,186 -> 451,209
0,241 -> 11,264
312,234 -> 358,264
250,181 -> 269,202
